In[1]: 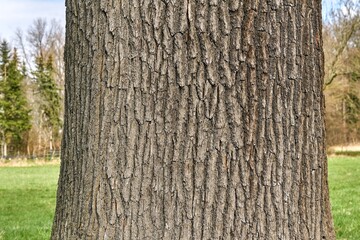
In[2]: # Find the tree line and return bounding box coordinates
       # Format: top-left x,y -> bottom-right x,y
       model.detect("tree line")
0,18 -> 63,158
323,0 -> 360,146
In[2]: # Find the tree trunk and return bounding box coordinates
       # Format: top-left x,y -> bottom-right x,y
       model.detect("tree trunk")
3,141 -> 7,158
52,1 -> 335,239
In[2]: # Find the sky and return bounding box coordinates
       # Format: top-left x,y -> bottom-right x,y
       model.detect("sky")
0,0 -> 65,41
0,0 -> 339,43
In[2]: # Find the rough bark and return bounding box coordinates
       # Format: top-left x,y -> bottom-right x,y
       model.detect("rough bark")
52,0 -> 335,239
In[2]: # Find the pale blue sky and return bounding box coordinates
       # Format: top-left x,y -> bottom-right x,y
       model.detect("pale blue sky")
0,0 -> 65,41
0,0 -> 339,42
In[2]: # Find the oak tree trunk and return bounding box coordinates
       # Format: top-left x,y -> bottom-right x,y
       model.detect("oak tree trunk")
52,1 -> 335,239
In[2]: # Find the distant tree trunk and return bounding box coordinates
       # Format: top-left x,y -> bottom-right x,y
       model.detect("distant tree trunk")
2,141 -> 7,158
49,128 -> 53,152
52,1 -> 335,239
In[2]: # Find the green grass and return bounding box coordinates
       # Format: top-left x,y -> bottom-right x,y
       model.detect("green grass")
328,156 -> 360,240
0,157 -> 359,239
0,165 -> 59,240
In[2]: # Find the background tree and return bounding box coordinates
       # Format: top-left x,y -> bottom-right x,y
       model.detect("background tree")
323,0 -> 360,145
15,18 -> 64,156
0,40 -> 31,158
52,1 -> 335,239
32,54 -> 61,154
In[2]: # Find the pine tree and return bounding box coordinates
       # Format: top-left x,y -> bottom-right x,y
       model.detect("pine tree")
32,54 -> 61,152
0,41 -> 31,157
0,41 -> 10,67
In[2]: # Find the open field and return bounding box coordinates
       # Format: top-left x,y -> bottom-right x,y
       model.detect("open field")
0,157 -> 359,239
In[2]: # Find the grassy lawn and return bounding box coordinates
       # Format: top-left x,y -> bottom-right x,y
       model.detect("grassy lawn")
0,165 -> 59,240
0,157 -> 359,239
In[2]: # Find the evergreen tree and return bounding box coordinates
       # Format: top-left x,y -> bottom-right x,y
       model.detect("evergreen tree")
0,41 -> 31,157
32,54 -> 61,151
0,41 -> 10,67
